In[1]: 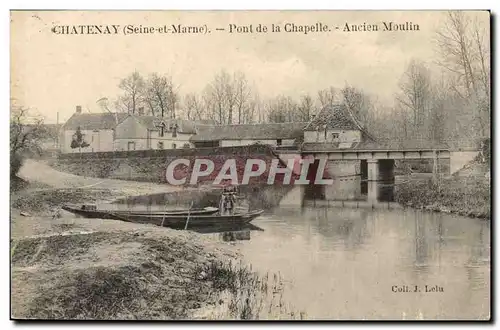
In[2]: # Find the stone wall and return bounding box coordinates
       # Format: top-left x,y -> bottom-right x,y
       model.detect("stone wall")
326,160 -> 361,177
52,145 -> 300,186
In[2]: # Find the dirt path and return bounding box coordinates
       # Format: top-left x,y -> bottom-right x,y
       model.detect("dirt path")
17,159 -> 184,196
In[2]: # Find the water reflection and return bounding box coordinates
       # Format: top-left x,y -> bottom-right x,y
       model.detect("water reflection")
191,223 -> 264,234
110,185 -> 294,212
100,180 -> 489,319
304,179 -> 395,204
244,207 -> 490,319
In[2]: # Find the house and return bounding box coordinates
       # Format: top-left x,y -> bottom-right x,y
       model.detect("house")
190,122 -> 307,148
114,115 -> 210,151
59,106 -> 127,153
303,104 -> 374,148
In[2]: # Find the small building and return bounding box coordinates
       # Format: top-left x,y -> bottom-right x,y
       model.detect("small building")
190,122 -> 307,148
59,106 -> 127,153
114,115 -> 207,151
303,104 -> 373,148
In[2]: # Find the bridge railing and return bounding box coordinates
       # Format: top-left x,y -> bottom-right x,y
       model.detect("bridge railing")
372,138 -> 482,151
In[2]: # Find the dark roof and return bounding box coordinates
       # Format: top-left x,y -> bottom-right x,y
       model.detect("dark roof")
304,104 -> 362,131
301,140 -> 450,152
190,122 -> 308,142
128,115 -> 201,134
62,113 -> 128,130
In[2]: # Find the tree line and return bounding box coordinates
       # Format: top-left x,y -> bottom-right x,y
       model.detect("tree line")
108,68 -> 386,128
107,12 -> 489,145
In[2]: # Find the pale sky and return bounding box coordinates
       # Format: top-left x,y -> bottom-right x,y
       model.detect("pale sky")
10,10 -> 489,123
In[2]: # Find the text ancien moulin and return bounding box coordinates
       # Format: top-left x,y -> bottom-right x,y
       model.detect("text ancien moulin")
343,22 -> 420,32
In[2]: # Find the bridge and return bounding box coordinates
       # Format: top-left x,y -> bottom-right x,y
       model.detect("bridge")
275,136 -> 479,205
279,103 -> 483,182
275,139 -> 480,183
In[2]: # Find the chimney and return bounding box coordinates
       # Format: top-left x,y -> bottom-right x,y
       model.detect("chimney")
138,107 -> 144,116
76,105 -> 82,114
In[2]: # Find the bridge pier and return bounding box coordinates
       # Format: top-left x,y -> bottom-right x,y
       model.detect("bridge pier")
367,160 -> 378,181
367,181 -> 379,203
367,159 -> 395,182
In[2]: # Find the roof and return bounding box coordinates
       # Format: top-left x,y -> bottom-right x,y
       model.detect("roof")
128,115 -> 202,134
301,140 -> 450,152
190,122 -> 308,142
304,104 -> 362,131
62,113 -> 128,131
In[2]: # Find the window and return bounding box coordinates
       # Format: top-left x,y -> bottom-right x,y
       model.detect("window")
159,122 -> 166,137
331,133 -> 339,140
157,141 -> 164,149
127,142 -> 136,151
277,139 -> 282,146
172,123 -> 178,138
172,143 -> 177,149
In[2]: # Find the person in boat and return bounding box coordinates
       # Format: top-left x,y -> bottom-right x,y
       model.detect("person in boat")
220,186 -> 237,215
224,191 -> 235,215
219,192 -> 227,215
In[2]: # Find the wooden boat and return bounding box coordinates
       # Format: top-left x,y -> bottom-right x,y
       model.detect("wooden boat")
111,209 -> 264,228
61,204 -> 219,220
62,203 -> 263,228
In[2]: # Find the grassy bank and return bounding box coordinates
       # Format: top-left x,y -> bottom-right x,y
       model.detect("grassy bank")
12,231 -> 226,319
11,185 -> 300,320
11,228 -> 299,320
394,175 -> 490,219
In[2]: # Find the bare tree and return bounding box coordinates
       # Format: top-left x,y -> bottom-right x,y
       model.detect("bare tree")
203,70 -> 255,125
224,73 -> 237,124
244,97 -> 259,124
234,72 -> 254,124
396,60 -> 433,140
341,84 -> 373,125
203,70 -> 230,124
266,95 -> 300,123
297,94 -> 316,122
96,97 -> 111,112
435,11 -> 490,137
115,71 -> 145,114
184,93 -> 205,121
317,87 -> 338,109
144,73 -> 178,118
10,103 -> 45,177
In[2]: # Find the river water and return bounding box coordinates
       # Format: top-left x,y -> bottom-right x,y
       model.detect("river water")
112,180 -> 491,320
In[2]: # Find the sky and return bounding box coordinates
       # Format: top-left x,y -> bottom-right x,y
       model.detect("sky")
10,10 -> 490,123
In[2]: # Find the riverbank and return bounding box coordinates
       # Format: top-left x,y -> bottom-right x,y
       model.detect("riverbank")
394,168 -> 490,219
11,185 -> 300,319
11,160 -> 300,320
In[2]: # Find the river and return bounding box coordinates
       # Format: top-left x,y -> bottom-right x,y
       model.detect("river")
111,180 -> 491,320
